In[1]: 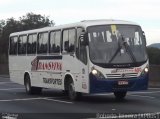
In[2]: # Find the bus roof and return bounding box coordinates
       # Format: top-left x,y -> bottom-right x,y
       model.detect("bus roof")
10,19 -> 139,36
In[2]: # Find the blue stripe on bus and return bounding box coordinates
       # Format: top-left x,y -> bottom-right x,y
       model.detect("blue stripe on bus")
36,56 -> 63,60
89,73 -> 149,94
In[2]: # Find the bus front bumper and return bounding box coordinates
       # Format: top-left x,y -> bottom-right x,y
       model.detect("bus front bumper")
89,73 -> 149,94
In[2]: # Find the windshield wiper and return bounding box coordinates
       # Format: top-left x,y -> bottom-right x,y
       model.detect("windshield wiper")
108,40 -> 122,63
122,36 -> 136,63
108,35 -> 136,63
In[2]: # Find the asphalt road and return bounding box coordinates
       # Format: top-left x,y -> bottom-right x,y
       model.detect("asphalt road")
0,76 -> 160,119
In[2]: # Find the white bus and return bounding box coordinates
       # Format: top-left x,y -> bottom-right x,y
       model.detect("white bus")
9,20 -> 149,100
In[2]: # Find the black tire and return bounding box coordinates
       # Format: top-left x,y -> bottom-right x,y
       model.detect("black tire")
24,75 -> 42,95
68,80 -> 81,101
32,87 -> 42,94
114,91 -> 127,100
62,90 -> 68,95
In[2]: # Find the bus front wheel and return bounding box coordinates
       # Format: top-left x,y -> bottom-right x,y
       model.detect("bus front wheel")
114,91 -> 127,100
68,80 -> 81,101
24,75 -> 42,94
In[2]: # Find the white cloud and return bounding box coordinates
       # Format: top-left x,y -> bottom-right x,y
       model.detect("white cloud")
0,0 -> 160,44
1,0 -> 160,22
144,28 -> 160,45
0,0 -> 12,4
0,0 -> 21,5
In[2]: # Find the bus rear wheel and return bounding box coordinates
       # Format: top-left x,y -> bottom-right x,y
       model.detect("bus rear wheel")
114,91 -> 127,100
24,75 -> 42,94
68,80 -> 81,101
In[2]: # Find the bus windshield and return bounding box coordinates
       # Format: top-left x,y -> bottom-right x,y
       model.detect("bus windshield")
88,25 -> 147,67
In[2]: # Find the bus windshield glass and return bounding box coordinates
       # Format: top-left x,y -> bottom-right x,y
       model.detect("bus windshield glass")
88,25 -> 147,66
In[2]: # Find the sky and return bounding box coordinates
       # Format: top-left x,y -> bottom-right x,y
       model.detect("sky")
0,0 -> 160,45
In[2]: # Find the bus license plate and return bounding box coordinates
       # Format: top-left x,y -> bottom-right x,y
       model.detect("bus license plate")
118,81 -> 128,85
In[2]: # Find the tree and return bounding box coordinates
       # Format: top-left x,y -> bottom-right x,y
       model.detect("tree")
0,18 -> 20,54
0,20 -> 5,54
0,20 -> 5,31
147,47 -> 160,65
19,13 -> 54,30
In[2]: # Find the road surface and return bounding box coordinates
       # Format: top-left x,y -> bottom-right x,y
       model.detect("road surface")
0,76 -> 160,119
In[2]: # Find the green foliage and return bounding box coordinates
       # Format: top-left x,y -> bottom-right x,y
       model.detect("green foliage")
0,20 -> 5,28
19,13 -> 54,30
147,47 -> 160,65
0,13 -> 54,59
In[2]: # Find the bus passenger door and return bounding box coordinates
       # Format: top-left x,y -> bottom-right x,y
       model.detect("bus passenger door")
62,28 -> 89,93
75,28 -> 89,93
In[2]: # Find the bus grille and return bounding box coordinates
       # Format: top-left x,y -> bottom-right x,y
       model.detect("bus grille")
106,73 -> 138,79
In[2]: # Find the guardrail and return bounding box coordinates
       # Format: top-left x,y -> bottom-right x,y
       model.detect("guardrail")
149,65 -> 160,87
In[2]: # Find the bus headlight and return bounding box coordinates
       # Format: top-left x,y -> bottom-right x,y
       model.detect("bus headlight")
91,69 -> 105,79
92,69 -> 98,75
144,67 -> 149,73
141,67 -> 149,76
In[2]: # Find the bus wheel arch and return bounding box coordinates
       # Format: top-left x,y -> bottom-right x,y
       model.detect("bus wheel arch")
24,72 -> 30,85
64,74 -> 81,101
64,74 -> 72,91
24,73 -> 32,94
24,72 -> 42,95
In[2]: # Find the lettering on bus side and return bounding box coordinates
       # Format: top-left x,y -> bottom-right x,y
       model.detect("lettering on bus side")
31,56 -> 63,71
43,78 -> 62,85
31,57 -> 62,71
37,61 -> 62,71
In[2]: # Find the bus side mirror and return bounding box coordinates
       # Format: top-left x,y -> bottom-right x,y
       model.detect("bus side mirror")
79,32 -> 88,46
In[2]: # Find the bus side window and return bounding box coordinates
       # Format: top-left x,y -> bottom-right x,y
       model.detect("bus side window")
63,30 -> 68,52
76,27 -> 83,59
63,28 -> 75,53
27,34 -> 37,54
77,28 -> 87,65
37,32 -> 48,54
10,36 -> 18,55
50,31 -> 61,53
18,35 -> 27,55
68,29 -> 75,52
